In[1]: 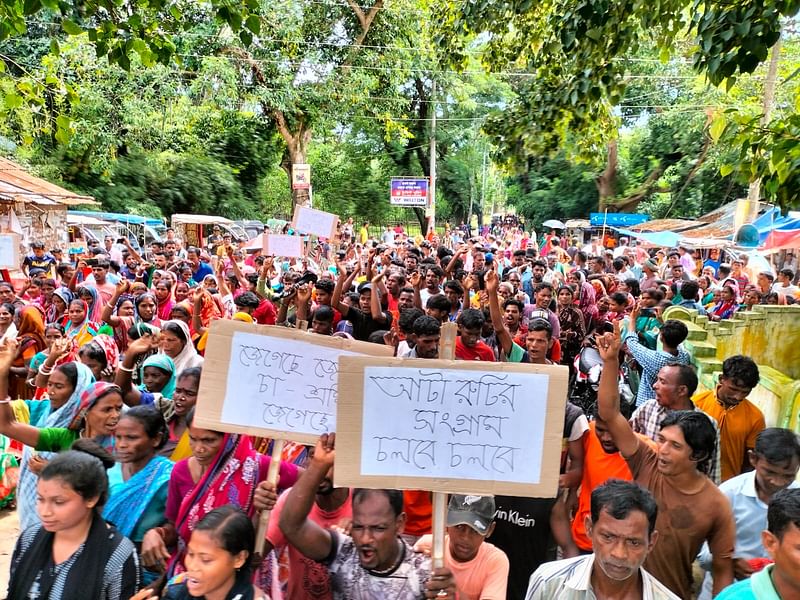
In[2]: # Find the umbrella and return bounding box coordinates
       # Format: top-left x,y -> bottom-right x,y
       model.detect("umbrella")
542,219 -> 566,229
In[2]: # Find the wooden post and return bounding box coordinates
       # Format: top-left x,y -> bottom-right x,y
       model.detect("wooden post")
431,322 -> 457,568
254,438 -> 285,555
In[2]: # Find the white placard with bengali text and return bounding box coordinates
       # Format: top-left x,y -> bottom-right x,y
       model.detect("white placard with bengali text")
360,366 -> 548,484
266,234 -> 304,258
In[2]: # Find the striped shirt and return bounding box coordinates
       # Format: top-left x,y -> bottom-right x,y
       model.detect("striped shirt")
525,554 -> 679,600
12,522 -> 140,600
622,330 -> 690,407
630,398 -> 722,484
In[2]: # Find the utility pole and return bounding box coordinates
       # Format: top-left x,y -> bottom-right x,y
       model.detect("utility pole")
480,146 -> 487,228
746,36 -> 782,219
427,80 -> 437,235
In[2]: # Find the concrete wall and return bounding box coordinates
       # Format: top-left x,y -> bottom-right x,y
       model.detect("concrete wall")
664,305 -> 800,433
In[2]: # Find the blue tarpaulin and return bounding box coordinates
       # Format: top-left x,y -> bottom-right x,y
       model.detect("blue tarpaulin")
590,213 -> 651,227
613,227 -> 681,248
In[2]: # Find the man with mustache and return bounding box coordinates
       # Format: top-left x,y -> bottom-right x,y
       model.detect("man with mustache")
267,441 -> 352,600
526,480 -> 678,599
280,433 -> 456,599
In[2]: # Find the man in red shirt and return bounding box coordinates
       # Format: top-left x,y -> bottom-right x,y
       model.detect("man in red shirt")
455,308 -> 496,361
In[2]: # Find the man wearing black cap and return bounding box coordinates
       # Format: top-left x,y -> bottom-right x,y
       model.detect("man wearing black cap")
415,494 -> 510,599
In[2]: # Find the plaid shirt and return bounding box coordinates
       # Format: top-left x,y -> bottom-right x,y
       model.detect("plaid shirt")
623,329 -> 691,407
630,399 -> 722,484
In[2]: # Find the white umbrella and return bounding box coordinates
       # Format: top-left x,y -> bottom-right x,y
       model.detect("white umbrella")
542,219 -> 566,229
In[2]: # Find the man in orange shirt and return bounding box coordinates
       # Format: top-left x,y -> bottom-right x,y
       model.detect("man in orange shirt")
571,417 -> 656,552
693,355 -> 765,482
415,494 -> 509,600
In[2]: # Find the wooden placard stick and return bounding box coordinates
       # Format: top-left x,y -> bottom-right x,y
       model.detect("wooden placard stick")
254,438 -> 285,555
431,321 -> 457,568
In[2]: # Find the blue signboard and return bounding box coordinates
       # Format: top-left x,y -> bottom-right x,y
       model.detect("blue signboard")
390,178 -> 429,207
590,213 -> 650,227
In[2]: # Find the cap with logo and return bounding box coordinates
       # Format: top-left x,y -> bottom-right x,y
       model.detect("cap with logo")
447,494 -> 495,535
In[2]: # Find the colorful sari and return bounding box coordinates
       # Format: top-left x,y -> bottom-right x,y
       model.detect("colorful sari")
79,285 -> 104,321
104,455 -> 173,539
169,434 -> 282,598
17,363 -> 95,529
65,300 -> 112,347
11,306 -> 47,399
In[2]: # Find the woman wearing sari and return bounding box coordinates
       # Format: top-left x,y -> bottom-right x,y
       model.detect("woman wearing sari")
45,287 -> 73,326
0,345 -> 122,457
65,299 -> 112,347
105,405 -> 172,584
77,285 -> 104,322
78,334 -> 120,382
709,285 -> 738,321
155,280 -> 175,322
9,305 -> 47,400
556,284 -> 586,371
116,333 -> 177,406
160,320 -> 203,373
17,353 -> 96,529
567,271 -> 597,335
140,409 -> 299,595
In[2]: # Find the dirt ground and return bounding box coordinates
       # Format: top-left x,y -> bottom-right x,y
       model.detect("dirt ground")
0,507 -> 19,597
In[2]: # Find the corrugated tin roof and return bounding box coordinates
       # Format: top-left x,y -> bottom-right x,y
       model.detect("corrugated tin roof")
630,219 -> 703,232
0,156 -> 98,206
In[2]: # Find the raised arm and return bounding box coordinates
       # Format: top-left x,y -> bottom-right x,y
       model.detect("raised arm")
34,338 -> 73,389
278,434 -> 336,561
122,238 -> 144,263
485,270 -> 513,357
192,290 -> 208,338
332,260 -> 356,316
370,270 -> 387,323
410,271 -> 423,310
225,246 -> 248,290
101,280 -> 130,327
0,340 -> 42,448
295,284 -> 313,324
114,333 -> 159,406
596,322 -> 640,458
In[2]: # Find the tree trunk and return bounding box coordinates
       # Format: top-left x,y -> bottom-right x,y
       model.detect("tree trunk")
596,140 -> 618,212
274,111 -> 313,209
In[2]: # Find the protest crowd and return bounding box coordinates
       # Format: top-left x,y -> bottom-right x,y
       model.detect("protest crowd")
0,217 -> 797,600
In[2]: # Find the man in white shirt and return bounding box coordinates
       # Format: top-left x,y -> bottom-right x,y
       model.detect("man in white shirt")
773,268 -> 799,297
697,428 -> 800,600
526,480 -> 678,600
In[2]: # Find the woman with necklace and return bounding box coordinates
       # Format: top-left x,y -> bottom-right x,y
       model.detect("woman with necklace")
7,439 -> 140,599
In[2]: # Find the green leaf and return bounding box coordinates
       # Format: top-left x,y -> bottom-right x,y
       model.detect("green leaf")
239,30 -> 253,46
23,0 -> 41,16
170,5 -> 182,21
245,15 -> 261,36
49,38 -> 59,56
0,60 -> 5,73
709,115 -> 727,141
586,28 -> 602,41
719,164 -> 734,177
3,92 -> 22,109
61,19 -> 83,35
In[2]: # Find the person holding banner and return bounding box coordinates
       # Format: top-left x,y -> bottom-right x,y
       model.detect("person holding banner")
279,433 -> 456,599
414,494 -> 510,600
